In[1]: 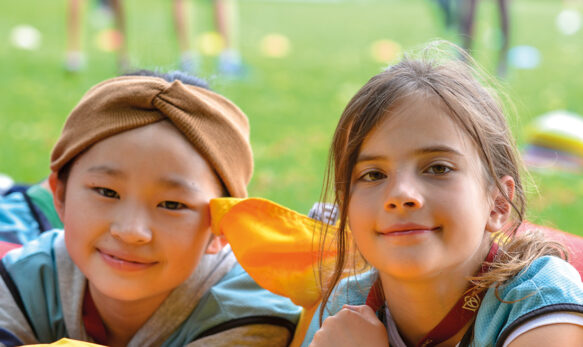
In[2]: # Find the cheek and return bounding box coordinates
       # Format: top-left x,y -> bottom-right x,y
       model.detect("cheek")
437,185 -> 491,235
165,230 -> 212,279
347,193 -> 374,237
348,187 -> 377,215
64,225 -> 93,273
159,215 -> 211,254
62,187 -> 102,229
62,200 -> 94,245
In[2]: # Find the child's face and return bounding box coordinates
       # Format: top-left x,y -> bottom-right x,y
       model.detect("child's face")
51,121 -> 224,303
348,96 -> 505,282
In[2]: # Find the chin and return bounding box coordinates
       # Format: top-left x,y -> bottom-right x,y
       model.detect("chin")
378,258 -> 437,280
94,280 -> 164,302
84,269 -> 161,301
385,267 -> 432,280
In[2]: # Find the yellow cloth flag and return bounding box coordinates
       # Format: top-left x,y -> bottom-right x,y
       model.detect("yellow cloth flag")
210,197 -> 339,308
210,197 -> 340,346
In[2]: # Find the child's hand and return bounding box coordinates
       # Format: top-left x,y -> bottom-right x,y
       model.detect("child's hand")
309,305 -> 389,347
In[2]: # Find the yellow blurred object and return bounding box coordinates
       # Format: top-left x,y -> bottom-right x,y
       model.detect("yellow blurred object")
95,29 -> 123,52
527,110 -> 583,157
27,338 -> 106,347
210,197 -> 340,346
259,33 -> 291,58
370,39 -> 401,63
196,31 -> 225,56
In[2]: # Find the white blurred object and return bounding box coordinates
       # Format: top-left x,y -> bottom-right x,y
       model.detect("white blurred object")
0,174 -> 14,195
527,110 -> 583,157
524,110 -> 583,172
64,51 -> 86,72
556,9 -> 582,35
308,202 -> 339,225
10,25 -> 42,50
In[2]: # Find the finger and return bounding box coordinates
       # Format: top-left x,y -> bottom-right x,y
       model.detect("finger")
342,304 -> 360,311
340,305 -> 382,326
342,304 -> 375,315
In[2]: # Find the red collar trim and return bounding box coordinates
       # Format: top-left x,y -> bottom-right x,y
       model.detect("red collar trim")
82,286 -> 108,345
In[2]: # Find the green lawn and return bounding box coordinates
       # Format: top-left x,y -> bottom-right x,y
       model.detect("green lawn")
1,0 -> 582,235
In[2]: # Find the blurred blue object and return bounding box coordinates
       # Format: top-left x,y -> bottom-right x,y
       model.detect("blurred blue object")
523,144 -> 583,173
218,49 -> 247,78
508,45 -> 540,69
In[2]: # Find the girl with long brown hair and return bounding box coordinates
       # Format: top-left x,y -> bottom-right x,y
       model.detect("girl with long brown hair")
305,42 -> 583,347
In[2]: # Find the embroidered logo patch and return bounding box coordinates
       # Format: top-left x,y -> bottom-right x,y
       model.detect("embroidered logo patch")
462,293 -> 481,312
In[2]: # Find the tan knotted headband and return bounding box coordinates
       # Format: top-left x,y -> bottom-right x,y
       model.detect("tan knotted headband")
50,75 -> 253,198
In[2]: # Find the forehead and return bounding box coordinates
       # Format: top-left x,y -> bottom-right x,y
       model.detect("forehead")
362,94 -> 477,158
71,121 -> 222,194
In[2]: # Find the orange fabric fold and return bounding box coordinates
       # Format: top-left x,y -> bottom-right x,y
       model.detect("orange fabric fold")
210,197 -> 337,309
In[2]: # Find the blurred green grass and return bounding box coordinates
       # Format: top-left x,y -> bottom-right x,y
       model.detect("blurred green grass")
1,0 -> 582,236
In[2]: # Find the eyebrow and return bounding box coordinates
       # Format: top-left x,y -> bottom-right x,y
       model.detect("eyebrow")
356,145 -> 463,163
413,145 -> 463,157
86,167 -> 201,193
158,177 -> 202,193
87,165 -> 125,177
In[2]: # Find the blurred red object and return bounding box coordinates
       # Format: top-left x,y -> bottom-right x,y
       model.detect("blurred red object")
518,221 -> 583,279
0,240 -> 21,258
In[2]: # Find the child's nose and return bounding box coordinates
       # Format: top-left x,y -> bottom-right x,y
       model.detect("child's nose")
110,207 -> 152,244
383,174 -> 424,211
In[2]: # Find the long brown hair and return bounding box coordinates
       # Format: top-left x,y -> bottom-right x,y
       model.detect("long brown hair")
318,41 -> 565,322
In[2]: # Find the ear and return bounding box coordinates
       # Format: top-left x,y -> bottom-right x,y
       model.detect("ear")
486,175 -> 515,233
48,172 -> 66,221
205,234 -> 228,254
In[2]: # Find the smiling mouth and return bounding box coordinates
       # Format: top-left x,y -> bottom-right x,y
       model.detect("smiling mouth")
105,253 -> 152,264
379,226 -> 441,236
97,248 -> 158,270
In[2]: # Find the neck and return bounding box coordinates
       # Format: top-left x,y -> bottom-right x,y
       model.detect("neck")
89,283 -> 168,347
380,244 -> 490,346
382,276 -> 467,345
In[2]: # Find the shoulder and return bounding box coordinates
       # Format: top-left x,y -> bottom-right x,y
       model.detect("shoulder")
0,230 -> 68,346
164,263 -> 302,346
0,273 -> 37,345
473,256 -> 583,346
513,255 -> 581,283
497,255 -> 582,306
202,263 -> 302,321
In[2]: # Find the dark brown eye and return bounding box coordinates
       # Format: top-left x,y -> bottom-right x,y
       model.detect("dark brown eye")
95,187 -> 120,199
158,201 -> 187,210
361,171 -> 386,182
427,165 -> 451,175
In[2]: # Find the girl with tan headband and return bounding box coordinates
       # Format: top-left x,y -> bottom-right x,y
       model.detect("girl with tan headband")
0,71 -> 300,347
